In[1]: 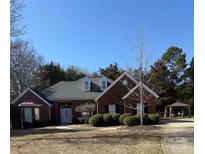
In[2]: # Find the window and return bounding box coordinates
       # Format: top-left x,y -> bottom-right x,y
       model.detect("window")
108,104 -> 116,113
34,108 -> 40,121
101,78 -> 107,90
84,80 -> 90,91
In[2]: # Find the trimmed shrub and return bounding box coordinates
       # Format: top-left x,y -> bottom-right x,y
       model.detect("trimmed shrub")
119,113 -> 133,125
103,114 -> 114,126
135,114 -> 149,125
78,117 -> 85,124
84,118 -> 89,124
72,118 -> 80,124
148,114 -> 159,124
89,114 -> 105,127
112,113 -> 120,125
123,116 -> 140,126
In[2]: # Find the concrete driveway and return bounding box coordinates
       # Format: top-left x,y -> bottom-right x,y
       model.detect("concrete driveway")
160,118 -> 194,154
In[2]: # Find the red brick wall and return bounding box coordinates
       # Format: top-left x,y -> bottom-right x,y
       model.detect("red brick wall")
124,86 -> 157,114
97,75 -> 157,114
51,100 -> 96,124
97,76 -> 136,114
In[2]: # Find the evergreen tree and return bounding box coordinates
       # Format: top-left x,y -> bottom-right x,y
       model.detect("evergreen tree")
149,46 -> 188,111
65,65 -> 85,81
149,60 -> 174,111
36,61 -> 66,89
99,63 -> 123,80
180,57 -> 194,113
162,46 -> 187,88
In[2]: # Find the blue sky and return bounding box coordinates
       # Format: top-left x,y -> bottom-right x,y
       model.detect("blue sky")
24,0 -> 193,72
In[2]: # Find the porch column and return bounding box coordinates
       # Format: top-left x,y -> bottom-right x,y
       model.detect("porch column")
169,107 -> 172,118
181,108 -> 184,117
164,107 -> 167,118
188,106 -> 191,117
21,107 -> 24,128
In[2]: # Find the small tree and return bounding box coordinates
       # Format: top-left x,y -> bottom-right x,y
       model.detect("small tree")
75,103 -> 96,117
121,30 -> 158,125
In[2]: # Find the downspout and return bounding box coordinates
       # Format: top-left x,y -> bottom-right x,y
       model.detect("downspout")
96,100 -> 99,114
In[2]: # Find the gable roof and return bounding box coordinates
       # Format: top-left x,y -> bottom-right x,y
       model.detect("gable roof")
11,88 -> 52,107
42,76 -> 113,101
166,102 -> 190,107
122,82 -> 159,99
95,72 -> 138,102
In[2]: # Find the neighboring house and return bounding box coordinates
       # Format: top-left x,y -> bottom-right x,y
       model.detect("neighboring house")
11,72 -> 159,127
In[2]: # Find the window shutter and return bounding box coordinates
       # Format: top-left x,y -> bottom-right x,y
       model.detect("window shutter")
116,104 -> 119,113
105,105 -> 108,113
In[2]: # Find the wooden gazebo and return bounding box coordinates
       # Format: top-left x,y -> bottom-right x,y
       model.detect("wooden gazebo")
164,102 -> 191,118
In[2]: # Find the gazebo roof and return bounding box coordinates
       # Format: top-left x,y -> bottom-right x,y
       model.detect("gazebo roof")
166,102 -> 191,107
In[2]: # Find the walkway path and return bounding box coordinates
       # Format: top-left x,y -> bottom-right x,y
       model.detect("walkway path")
160,119 -> 194,154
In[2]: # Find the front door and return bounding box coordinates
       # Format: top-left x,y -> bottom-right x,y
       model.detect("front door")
24,107 -> 33,123
60,108 -> 72,123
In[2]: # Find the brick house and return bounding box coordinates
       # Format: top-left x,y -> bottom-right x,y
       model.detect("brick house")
11,72 -> 159,126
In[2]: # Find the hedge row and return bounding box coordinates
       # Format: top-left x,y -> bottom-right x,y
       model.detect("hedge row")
89,113 -> 121,126
89,113 -> 159,127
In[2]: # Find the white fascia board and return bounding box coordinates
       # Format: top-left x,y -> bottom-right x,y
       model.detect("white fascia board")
122,82 -> 141,99
142,84 -> 159,98
122,82 -> 159,99
11,88 -> 30,104
11,88 -> 52,107
95,72 -> 138,102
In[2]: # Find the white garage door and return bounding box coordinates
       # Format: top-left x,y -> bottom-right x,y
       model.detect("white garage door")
60,108 -> 72,124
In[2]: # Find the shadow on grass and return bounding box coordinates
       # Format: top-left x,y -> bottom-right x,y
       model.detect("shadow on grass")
160,119 -> 194,124
12,133 -> 162,149
11,128 -> 95,137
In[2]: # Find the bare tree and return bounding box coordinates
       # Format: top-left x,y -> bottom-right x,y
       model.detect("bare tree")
121,31 -> 157,125
10,0 -> 25,38
10,39 -> 44,100
75,103 -> 96,117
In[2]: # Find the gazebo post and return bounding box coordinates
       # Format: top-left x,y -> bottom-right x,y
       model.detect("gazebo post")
164,107 -> 167,118
169,107 -> 172,118
181,107 -> 184,117
188,106 -> 191,117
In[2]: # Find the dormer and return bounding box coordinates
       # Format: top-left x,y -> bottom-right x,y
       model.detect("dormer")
100,76 -> 107,91
84,77 -> 91,91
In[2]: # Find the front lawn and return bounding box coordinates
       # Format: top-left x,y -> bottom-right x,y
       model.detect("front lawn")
11,120 -> 194,154
11,125 -> 163,154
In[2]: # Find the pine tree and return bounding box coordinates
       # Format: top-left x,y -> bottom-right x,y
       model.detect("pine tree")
36,61 -> 66,89
99,63 -> 123,80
